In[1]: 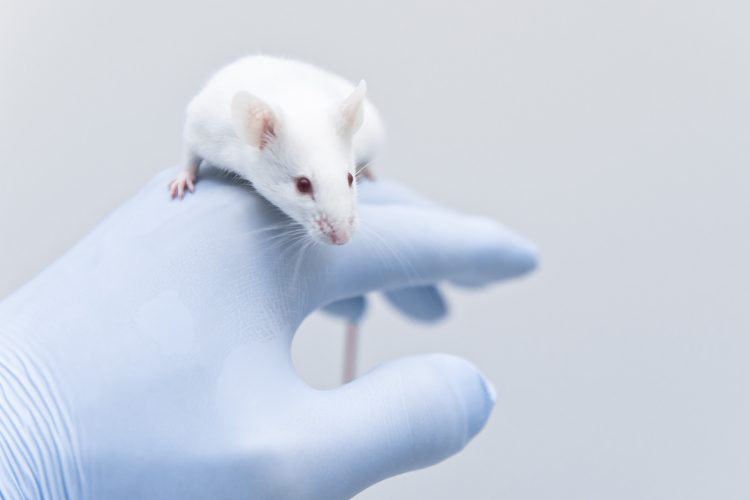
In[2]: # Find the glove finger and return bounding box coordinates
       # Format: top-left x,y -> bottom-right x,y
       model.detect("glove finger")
383,285 -> 447,323
321,287 -> 446,324
320,296 -> 368,324
311,204 -> 537,310
300,354 -> 496,499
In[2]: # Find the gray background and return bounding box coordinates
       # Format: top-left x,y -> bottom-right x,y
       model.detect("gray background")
1,0 -> 748,498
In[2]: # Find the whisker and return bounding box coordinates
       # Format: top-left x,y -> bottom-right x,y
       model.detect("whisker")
359,221 -> 424,287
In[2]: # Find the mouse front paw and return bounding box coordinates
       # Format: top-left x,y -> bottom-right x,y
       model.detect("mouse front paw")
169,170 -> 197,199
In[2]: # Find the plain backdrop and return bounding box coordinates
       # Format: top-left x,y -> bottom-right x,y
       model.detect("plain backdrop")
1,0 -> 749,498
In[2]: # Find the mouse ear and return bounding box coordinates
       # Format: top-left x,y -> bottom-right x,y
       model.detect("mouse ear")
231,91 -> 278,150
338,80 -> 367,136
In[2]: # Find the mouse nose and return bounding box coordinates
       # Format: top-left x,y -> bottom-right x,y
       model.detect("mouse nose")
314,215 -> 353,245
328,231 -> 350,245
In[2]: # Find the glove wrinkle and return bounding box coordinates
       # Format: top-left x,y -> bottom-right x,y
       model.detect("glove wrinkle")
0,334 -> 84,500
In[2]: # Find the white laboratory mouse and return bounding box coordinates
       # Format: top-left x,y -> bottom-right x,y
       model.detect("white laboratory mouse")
170,55 -> 384,246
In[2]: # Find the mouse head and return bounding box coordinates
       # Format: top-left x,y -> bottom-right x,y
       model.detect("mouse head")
231,81 -> 367,245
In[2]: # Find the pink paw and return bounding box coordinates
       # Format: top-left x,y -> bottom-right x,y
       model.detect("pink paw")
169,171 -> 196,199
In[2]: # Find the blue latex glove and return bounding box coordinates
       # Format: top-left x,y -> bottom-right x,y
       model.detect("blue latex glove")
322,181 -> 453,325
0,168 -> 536,499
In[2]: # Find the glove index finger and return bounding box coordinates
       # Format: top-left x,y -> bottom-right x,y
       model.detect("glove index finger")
308,205 -> 537,311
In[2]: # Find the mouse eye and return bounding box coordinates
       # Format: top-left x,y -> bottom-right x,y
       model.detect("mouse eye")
347,172 -> 354,187
296,176 -> 313,195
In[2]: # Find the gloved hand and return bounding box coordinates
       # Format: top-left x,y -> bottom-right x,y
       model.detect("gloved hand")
321,181 -> 466,325
0,167 -> 536,499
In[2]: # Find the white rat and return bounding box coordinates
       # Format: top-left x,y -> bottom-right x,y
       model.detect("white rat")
169,55 -> 384,246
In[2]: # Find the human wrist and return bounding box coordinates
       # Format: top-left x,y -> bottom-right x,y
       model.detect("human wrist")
0,333 -> 84,499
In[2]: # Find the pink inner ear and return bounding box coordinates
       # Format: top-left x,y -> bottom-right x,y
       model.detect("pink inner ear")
257,109 -> 275,150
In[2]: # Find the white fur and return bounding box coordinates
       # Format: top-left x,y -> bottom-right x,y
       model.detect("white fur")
182,55 -> 385,245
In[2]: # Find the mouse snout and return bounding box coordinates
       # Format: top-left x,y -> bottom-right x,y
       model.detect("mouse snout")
313,213 -> 357,245
328,232 -> 349,245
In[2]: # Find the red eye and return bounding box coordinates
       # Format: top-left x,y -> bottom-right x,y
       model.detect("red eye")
347,172 -> 354,187
296,176 -> 313,195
